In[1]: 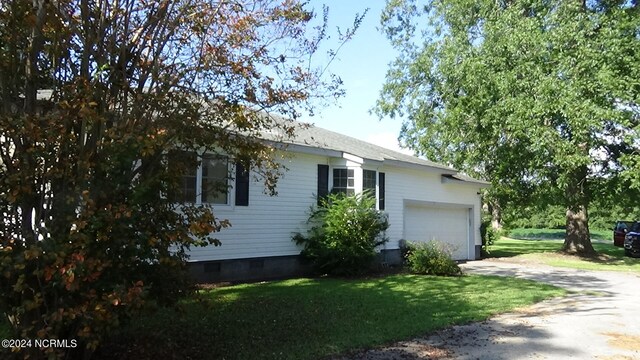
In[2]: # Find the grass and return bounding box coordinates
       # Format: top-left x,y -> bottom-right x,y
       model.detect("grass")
488,232 -> 640,273
96,274 -> 564,360
507,228 -> 610,241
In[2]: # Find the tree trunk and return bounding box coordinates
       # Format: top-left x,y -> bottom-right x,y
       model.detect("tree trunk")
562,165 -> 596,256
563,205 -> 595,256
490,201 -> 503,230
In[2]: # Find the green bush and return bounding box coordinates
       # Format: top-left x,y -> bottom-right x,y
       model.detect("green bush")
293,192 -> 389,276
139,262 -> 196,306
480,220 -> 500,246
404,241 -> 462,276
480,215 -> 503,256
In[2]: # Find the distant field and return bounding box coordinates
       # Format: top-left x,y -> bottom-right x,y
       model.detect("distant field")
507,228 -> 610,241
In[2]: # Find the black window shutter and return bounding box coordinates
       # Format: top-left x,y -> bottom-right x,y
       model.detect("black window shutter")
378,172 -> 385,210
235,162 -> 250,206
317,164 -> 329,205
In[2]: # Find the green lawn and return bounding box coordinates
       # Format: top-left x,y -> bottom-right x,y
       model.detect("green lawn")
96,274 -> 564,360
488,236 -> 640,273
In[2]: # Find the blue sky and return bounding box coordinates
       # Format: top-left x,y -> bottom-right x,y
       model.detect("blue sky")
301,1 -> 411,154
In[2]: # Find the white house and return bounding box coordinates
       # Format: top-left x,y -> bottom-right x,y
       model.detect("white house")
185,121 -> 489,282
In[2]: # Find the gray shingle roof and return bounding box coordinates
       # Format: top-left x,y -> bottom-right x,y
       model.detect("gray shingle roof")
257,117 -> 490,184
281,121 -> 457,172
258,117 -> 489,186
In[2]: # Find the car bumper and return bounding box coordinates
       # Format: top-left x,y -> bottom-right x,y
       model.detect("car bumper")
624,242 -> 640,257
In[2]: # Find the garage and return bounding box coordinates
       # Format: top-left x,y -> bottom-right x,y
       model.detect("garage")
403,202 -> 472,260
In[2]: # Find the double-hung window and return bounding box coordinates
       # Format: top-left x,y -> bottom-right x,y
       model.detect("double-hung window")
362,170 -> 376,198
201,155 -> 228,204
318,166 -> 385,210
332,168 -> 355,196
177,153 -> 198,203
172,151 -> 230,205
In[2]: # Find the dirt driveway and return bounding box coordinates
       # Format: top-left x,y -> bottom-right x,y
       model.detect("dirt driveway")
337,259 -> 640,360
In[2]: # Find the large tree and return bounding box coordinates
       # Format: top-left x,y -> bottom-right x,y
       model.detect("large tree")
0,0 -> 361,358
376,0 -> 640,256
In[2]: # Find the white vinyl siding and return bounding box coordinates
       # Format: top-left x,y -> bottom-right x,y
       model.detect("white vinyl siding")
186,151 -> 482,262
187,152 -> 326,261
382,166 -> 481,260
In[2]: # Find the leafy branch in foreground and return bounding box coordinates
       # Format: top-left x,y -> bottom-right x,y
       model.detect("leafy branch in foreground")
0,0 -> 363,358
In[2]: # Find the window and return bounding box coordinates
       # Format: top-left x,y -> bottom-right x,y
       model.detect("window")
172,151 -> 230,205
363,170 -> 376,197
201,155 -> 229,204
332,168 -> 355,195
180,165 -> 198,203
170,151 -> 197,203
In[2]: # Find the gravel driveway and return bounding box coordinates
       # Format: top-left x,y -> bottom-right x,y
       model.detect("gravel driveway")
335,259 -> 640,360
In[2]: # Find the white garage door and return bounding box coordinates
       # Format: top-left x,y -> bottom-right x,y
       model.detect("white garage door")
404,204 -> 470,260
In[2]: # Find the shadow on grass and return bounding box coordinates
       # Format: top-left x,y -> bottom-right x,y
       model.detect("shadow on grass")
487,238 -> 640,271
96,274 -> 563,360
508,228 -> 609,241
488,238 -> 561,258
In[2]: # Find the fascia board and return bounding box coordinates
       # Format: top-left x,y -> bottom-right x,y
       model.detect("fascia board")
441,175 -> 491,188
267,141 -> 343,158
383,159 -> 458,175
342,152 -> 364,164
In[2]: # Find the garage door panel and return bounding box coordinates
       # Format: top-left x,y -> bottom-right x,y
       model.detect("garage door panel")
404,205 -> 469,260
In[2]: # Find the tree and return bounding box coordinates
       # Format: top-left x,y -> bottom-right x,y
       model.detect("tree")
0,0 -> 362,358
376,0 -> 640,256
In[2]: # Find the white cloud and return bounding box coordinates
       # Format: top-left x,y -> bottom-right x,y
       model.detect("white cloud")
365,132 -> 414,155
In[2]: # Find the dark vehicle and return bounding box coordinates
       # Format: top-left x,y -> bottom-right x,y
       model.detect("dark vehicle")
613,221 -> 633,247
624,222 -> 640,258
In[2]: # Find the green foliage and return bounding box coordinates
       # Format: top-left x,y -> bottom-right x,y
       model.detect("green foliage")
138,262 -> 196,307
503,202 -> 640,231
0,1 -> 360,358
480,214 -> 501,245
404,241 -> 462,276
504,205 -> 567,230
95,275 -> 564,360
293,193 -> 389,276
376,0 -> 640,255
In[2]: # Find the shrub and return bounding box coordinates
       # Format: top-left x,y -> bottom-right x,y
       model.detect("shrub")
404,241 -> 462,276
293,192 -> 389,276
139,262 -> 196,307
480,217 -> 502,255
